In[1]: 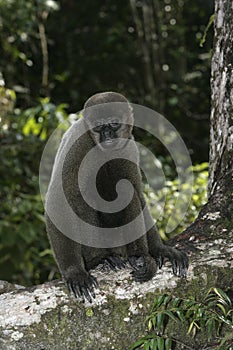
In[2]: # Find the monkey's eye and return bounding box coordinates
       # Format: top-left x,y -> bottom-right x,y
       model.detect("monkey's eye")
93,121 -> 104,132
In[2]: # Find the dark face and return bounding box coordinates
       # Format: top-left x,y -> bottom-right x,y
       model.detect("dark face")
92,118 -> 121,149
84,102 -> 134,151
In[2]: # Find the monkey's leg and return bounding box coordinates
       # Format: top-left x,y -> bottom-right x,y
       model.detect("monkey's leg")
127,237 -> 158,282
147,225 -> 189,277
141,198 -> 189,277
125,191 -> 158,282
46,215 -> 98,303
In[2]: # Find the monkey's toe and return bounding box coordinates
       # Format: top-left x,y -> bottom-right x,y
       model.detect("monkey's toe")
129,255 -> 157,282
155,255 -> 164,269
172,251 -> 189,277
163,247 -> 189,277
103,255 -> 126,271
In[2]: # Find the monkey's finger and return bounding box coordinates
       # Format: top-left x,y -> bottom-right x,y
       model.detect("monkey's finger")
184,254 -> 189,269
86,278 -> 96,299
67,280 -> 84,302
87,286 -> 96,299
133,266 -> 147,276
172,261 -> 178,276
103,258 -> 118,271
117,256 -> 126,269
112,256 -> 126,269
81,286 -> 93,303
131,267 -> 147,279
73,284 -> 84,300
179,260 -> 189,277
69,281 -> 83,301
90,275 -> 99,289
179,266 -> 187,278
176,252 -> 189,277
128,256 -> 142,271
157,256 -> 164,269
66,280 -> 76,296
105,256 -> 126,270
66,281 -> 72,294
132,271 -> 148,282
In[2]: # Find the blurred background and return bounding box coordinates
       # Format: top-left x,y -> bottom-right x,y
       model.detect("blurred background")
0,0 -> 212,286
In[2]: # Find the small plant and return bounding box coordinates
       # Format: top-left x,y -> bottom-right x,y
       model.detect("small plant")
145,162 -> 208,240
130,288 -> 233,350
0,101 -> 69,285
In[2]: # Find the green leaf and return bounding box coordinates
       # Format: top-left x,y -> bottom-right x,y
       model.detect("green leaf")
213,288 -> 231,306
157,337 -> 164,350
200,14 -> 215,47
216,303 -> 226,315
155,295 -> 165,308
187,320 -> 194,335
129,338 -> 145,349
150,338 -> 157,350
163,295 -> 172,306
206,319 -> 215,341
176,310 -> 184,322
157,313 -> 165,332
164,310 -> 178,323
143,341 -> 150,350
172,298 -> 181,308
130,336 -> 154,350
165,338 -> 172,350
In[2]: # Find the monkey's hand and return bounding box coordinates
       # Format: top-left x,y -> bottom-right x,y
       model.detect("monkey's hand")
157,246 -> 189,277
64,267 -> 98,303
128,255 -> 157,282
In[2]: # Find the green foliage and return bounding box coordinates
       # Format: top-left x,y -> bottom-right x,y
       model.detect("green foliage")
200,14 -> 215,47
145,162 -> 208,240
0,0 -> 59,102
130,288 -> 233,350
22,97 -> 69,139
0,0 -> 214,287
0,86 -> 16,117
0,100 -> 68,285
0,0 -> 213,162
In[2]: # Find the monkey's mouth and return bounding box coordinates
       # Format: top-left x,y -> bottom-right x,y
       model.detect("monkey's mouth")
102,138 -> 117,148
105,138 -> 113,144
101,138 -> 128,150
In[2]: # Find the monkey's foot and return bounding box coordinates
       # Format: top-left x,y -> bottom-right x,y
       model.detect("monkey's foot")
128,255 -> 157,282
103,255 -> 126,271
65,269 -> 98,303
159,246 -> 189,277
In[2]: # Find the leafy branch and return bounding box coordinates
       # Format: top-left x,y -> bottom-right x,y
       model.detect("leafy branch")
130,288 -> 233,350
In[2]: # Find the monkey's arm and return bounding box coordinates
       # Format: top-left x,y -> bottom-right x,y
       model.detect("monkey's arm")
45,214 -> 98,302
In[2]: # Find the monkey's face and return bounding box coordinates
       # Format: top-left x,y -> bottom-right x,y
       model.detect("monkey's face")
90,117 -> 131,150
84,103 -> 133,151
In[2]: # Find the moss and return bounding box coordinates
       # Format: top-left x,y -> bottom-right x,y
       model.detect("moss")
149,265 -> 233,349
1,264 -> 232,349
85,308 -> 94,317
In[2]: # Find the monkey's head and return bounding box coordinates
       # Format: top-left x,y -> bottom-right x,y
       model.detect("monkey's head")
83,92 -> 134,150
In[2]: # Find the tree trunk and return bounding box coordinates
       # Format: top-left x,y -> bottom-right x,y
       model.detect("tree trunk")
208,1 -> 233,197
173,0 -> 233,244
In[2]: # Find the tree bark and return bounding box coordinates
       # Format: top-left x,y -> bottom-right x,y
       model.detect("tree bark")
173,0 -> 233,245
208,0 -> 233,197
